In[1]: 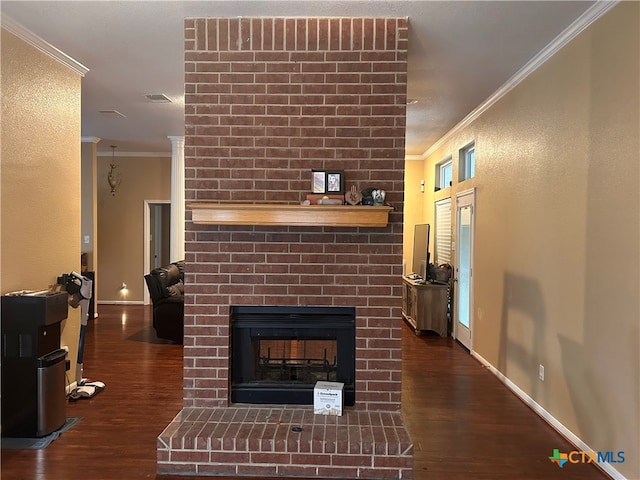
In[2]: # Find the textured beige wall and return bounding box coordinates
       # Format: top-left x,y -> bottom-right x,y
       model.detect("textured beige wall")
420,3 -> 639,477
97,155 -> 171,302
1,29 -> 83,380
402,159 -> 426,274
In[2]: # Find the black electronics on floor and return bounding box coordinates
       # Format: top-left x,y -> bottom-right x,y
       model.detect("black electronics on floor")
1,291 -> 68,438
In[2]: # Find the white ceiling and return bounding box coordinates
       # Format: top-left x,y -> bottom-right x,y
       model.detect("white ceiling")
1,1 -> 596,156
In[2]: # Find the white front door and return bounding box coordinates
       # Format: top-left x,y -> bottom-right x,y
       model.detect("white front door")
455,189 -> 475,350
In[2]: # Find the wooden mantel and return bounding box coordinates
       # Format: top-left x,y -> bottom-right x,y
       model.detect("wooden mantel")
188,203 -> 393,227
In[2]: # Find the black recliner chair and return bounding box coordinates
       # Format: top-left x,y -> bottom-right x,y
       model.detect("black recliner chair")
144,261 -> 184,343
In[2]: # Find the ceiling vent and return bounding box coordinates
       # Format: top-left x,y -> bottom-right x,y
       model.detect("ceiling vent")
144,93 -> 173,103
99,110 -> 126,118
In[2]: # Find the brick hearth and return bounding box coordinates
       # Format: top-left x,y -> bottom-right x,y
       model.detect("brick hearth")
158,407 -> 412,478
158,16 -> 412,479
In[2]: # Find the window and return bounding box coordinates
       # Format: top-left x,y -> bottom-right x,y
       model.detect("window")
434,198 -> 452,265
435,157 -> 452,190
459,142 -> 475,181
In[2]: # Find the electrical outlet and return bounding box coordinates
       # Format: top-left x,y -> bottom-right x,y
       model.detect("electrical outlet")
539,364 -> 545,381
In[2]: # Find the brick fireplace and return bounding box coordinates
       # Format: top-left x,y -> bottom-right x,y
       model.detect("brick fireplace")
157,16 -> 412,479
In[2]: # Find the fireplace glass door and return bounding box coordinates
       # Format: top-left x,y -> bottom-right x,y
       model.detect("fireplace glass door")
231,306 -> 355,405
256,339 -> 338,383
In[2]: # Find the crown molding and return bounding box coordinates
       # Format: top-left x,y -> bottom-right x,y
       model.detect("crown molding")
97,151 -> 172,158
1,15 -> 89,77
81,137 -> 101,144
404,154 -> 425,161
424,0 -> 619,158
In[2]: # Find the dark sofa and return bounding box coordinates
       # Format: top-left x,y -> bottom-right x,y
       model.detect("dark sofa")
144,261 -> 184,343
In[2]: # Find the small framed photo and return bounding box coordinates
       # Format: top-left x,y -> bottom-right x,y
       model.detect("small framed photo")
312,170 -> 326,194
325,170 -> 344,194
311,169 -> 345,194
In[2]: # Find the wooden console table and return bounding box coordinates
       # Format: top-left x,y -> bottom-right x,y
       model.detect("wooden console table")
401,276 -> 449,336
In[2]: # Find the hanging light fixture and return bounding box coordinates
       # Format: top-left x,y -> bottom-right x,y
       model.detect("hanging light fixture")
107,145 -> 121,195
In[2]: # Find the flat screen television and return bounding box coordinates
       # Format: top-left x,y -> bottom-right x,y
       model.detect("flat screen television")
411,223 -> 431,279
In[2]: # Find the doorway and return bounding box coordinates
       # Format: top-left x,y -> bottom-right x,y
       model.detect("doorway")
454,188 -> 475,350
143,200 -> 171,305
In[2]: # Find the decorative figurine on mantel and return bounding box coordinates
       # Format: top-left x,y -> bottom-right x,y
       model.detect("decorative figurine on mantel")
345,185 -> 363,205
318,196 -> 343,205
372,189 -> 386,206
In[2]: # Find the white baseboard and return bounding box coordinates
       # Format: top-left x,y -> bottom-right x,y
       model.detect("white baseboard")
471,351 -> 626,480
66,381 -> 77,395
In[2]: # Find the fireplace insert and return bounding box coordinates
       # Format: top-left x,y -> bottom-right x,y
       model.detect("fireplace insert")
230,306 -> 355,405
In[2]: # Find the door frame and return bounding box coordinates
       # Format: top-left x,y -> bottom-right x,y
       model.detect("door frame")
454,188 -> 475,350
143,200 -> 171,305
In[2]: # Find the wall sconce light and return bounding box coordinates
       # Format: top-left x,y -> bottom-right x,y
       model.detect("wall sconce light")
107,145 -> 121,195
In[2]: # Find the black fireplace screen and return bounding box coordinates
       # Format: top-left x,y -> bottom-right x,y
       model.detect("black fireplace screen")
230,306 -> 355,405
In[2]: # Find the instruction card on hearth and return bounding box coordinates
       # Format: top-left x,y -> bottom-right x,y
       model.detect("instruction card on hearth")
314,381 -> 344,416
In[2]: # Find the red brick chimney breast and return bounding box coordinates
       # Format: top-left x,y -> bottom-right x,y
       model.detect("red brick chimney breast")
158,16 -> 412,479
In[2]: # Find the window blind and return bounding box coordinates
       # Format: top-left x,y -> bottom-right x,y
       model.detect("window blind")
435,198 -> 452,265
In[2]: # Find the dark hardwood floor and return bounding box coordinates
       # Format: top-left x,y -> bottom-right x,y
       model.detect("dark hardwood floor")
1,305 -> 607,480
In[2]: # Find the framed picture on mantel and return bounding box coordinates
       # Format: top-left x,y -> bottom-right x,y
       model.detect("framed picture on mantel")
312,169 -> 345,194
312,170 -> 326,194
326,170 -> 344,194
